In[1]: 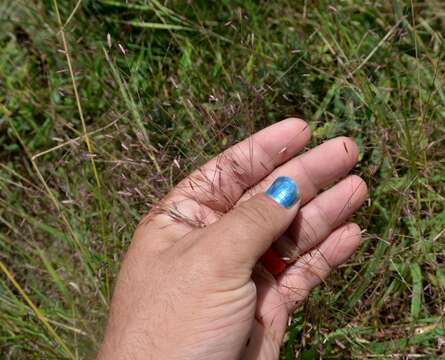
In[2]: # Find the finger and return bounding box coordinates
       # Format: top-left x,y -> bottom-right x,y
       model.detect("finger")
251,265 -> 289,347
167,118 -> 310,213
277,223 -> 362,313
198,177 -> 300,274
273,175 -> 368,262
243,318 -> 282,360
239,136 -> 359,206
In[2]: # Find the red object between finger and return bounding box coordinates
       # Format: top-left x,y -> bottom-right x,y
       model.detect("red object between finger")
261,248 -> 286,275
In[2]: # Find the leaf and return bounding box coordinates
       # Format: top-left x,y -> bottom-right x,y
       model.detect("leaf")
436,269 -> 445,289
410,263 -> 423,320
120,20 -> 192,31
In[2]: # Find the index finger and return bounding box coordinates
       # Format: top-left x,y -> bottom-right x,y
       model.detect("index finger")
167,118 -> 311,213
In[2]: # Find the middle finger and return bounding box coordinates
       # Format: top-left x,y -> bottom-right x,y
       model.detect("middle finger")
238,136 -> 360,205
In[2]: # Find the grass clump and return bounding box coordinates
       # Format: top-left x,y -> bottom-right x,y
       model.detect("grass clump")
1,0 -> 445,358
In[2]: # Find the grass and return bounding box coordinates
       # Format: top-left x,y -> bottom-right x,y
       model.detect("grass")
1,0 -> 445,358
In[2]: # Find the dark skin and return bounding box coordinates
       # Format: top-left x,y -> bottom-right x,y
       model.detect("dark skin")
98,118 -> 368,359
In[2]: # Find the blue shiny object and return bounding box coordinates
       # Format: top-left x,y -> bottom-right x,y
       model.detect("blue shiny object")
265,176 -> 299,208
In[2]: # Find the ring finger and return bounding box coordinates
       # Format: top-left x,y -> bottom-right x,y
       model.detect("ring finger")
273,175 -> 368,263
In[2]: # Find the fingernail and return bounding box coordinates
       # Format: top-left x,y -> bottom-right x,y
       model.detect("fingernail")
260,248 -> 286,275
273,235 -> 301,263
265,176 -> 299,208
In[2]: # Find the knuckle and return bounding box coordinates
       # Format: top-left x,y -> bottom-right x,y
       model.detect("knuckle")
298,206 -> 328,248
237,197 -> 277,232
311,201 -> 332,229
300,254 -> 330,284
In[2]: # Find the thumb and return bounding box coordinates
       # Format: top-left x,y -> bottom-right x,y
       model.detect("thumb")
200,176 -> 300,273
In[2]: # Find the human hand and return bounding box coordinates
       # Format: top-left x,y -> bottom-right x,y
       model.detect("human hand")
98,118 -> 368,360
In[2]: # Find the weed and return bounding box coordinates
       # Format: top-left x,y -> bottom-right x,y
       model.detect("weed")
1,1 -> 444,358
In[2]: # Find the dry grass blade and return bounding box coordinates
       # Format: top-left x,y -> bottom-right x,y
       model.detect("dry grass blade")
0,260 -> 76,360
52,0 -> 110,300
1,1 -> 445,358
120,20 -> 192,31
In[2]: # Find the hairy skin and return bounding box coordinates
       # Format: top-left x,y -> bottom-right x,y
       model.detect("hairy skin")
98,118 -> 368,360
